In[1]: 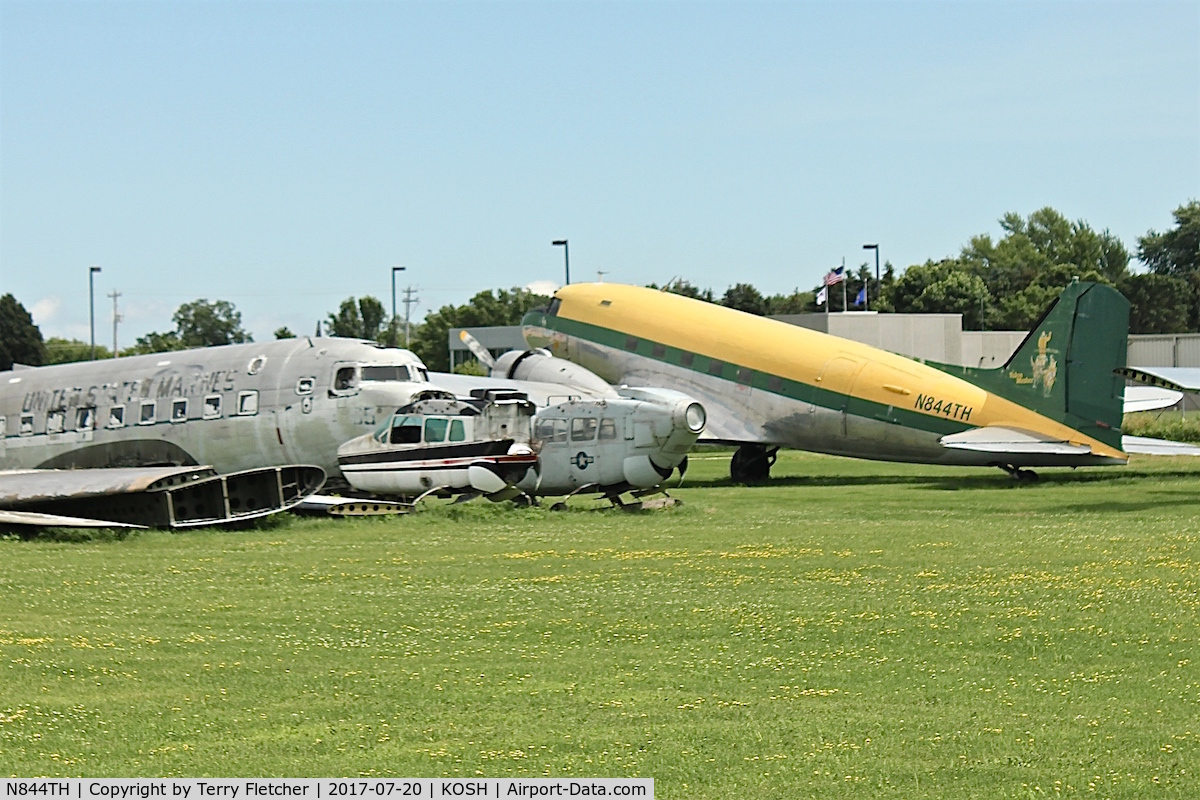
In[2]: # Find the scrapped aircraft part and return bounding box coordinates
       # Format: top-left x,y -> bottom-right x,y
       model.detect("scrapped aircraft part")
458,330 -> 498,370
623,454 -> 674,489
337,393 -> 540,498
35,440 -> 202,471
294,495 -> 411,516
620,495 -> 682,511
939,426 -> 1093,456
730,444 -> 778,483
0,465 -> 325,529
0,508 -> 145,529
492,349 -> 617,397
1117,367 -> 1200,394
1121,435 -> 1200,456
1123,386 -> 1184,414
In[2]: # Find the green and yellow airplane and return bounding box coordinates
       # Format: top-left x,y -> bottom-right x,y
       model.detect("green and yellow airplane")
522,279 -> 1135,481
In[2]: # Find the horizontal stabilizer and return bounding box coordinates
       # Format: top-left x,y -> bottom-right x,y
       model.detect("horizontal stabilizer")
1121,435 -> 1200,456
940,426 -> 1092,456
1118,367 -> 1200,393
1124,386 -> 1184,413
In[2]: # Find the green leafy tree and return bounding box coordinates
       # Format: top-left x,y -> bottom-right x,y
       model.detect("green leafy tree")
327,296 -> 388,341
764,288 -> 814,315
409,288 -> 549,372
44,337 -> 113,364
1120,273 -> 1193,334
721,283 -> 767,315
274,326 -> 296,339
650,279 -> 715,303
1138,200 -> 1200,276
0,294 -> 47,369
174,299 -> 252,347
127,331 -> 183,355
887,260 -> 991,329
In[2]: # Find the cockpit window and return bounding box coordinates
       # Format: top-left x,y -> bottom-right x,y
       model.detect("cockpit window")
547,298 -> 561,317
385,415 -> 422,445
334,366 -> 358,391
362,365 -> 411,382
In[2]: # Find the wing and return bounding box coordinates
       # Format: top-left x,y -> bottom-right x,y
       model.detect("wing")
1120,435 -> 1200,456
1124,385 -> 1184,413
0,465 -> 325,529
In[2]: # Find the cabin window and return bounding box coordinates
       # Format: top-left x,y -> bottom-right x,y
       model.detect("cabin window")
389,416 -> 421,444
236,390 -> 259,416
424,418 -> 449,443
19,414 -> 34,436
107,406 -> 125,429
203,395 -> 222,419
172,399 -> 188,423
76,407 -> 95,431
247,356 -> 267,375
295,377 -> 315,395
46,410 -> 66,434
449,419 -> 466,442
331,365 -> 359,394
0,417 -> 5,438
140,401 -> 156,425
571,417 -> 598,442
599,418 -> 618,440
767,375 -> 783,393
362,365 -> 411,382
624,336 -> 639,352
707,359 -> 724,377
737,367 -> 754,385
652,343 -> 666,359
680,352 -> 695,368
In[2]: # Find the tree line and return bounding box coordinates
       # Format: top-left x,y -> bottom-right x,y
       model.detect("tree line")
3,201 -> 1195,372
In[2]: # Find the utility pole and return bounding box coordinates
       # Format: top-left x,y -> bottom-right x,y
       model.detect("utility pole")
552,239 -> 570,285
88,266 -> 101,359
108,290 -> 122,357
401,286 -> 419,347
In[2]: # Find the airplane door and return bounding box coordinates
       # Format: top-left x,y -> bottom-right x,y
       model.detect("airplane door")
816,356 -> 865,434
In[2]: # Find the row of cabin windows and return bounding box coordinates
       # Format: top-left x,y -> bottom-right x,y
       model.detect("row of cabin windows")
535,417 -> 619,444
383,415 -> 469,445
6,391 -> 259,437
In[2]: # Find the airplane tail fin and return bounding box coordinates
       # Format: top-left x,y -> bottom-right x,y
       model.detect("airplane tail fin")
940,280 -> 1129,450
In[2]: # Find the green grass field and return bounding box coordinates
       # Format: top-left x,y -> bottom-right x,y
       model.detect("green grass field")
2,451 -> 1199,797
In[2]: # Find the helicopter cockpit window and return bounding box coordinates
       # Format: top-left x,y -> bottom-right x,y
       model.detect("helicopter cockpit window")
570,417 -> 597,442
598,418 -> 618,440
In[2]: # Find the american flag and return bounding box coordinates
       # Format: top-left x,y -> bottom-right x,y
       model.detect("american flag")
823,266 -> 845,286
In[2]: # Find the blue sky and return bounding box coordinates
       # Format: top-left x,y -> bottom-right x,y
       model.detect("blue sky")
1,0 -> 1196,346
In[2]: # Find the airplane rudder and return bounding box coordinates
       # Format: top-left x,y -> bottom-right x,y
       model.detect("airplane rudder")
1064,282 -> 1129,441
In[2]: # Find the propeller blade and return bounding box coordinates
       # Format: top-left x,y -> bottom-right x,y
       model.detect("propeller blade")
458,330 -> 496,370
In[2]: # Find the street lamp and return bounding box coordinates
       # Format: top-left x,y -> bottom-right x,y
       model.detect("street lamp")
89,266 -> 101,360
862,244 -> 879,310
391,266 -> 406,345
552,239 -> 570,285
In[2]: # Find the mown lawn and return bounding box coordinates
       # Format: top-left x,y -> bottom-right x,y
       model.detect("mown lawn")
2,451 -> 1198,798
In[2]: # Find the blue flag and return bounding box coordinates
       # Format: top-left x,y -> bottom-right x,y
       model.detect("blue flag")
855,286 -> 867,306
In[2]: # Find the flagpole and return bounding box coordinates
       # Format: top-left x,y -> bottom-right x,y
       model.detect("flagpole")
841,257 -> 847,312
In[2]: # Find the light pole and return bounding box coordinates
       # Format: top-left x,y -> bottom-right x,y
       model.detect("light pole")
552,239 -> 570,285
88,266 -> 101,359
391,266 -> 406,345
862,244 -> 879,310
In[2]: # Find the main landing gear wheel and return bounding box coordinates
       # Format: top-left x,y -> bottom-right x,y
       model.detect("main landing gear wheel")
730,444 -> 779,484
1000,464 -> 1040,482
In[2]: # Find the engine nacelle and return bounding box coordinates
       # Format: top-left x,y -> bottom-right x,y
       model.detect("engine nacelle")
492,349 -> 616,397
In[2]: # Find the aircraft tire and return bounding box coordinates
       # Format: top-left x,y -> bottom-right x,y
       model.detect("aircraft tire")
730,444 -> 777,484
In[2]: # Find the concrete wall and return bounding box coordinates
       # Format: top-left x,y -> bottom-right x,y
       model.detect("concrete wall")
961,331 -> 1028,368
772,312 -> 964,364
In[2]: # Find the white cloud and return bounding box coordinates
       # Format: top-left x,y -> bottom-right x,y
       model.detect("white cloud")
525,280 -> 560,297
30,296 -> 61,325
